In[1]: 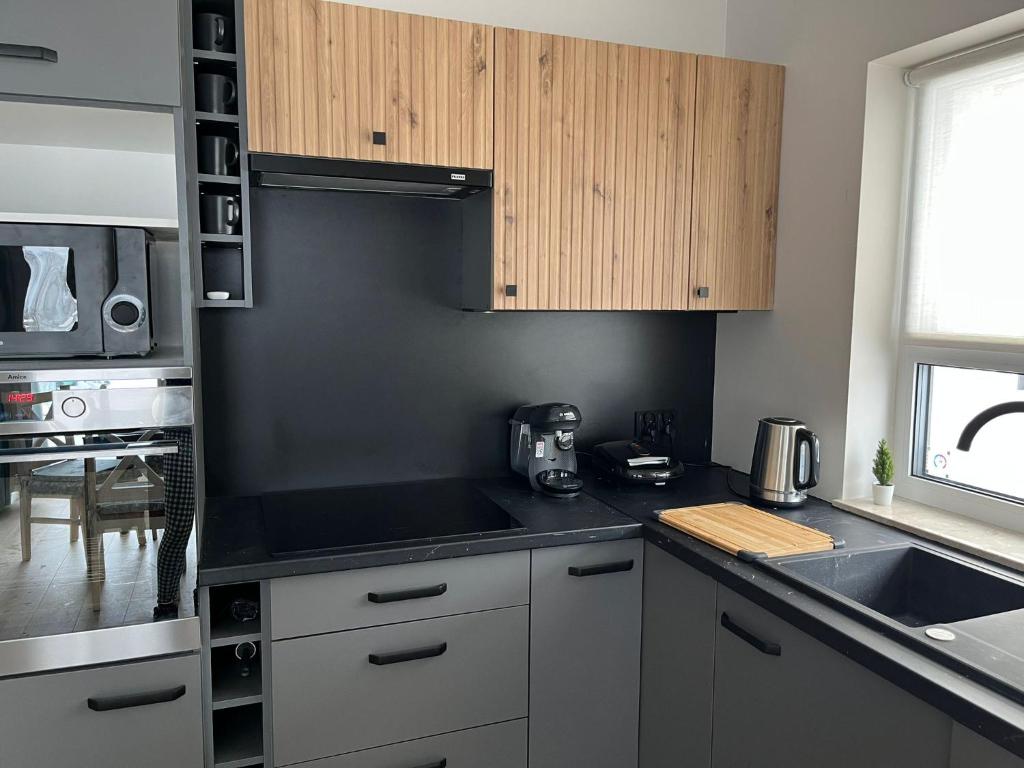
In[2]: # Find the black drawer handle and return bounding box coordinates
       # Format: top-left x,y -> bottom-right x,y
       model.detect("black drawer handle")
568,559 -> 634,577
409,761 -> 446,768
368,583 -> 447,604
0,43 -> 58,63
369,642 -> 447,666
87,684 -> 186,712
721,612 -> 781,656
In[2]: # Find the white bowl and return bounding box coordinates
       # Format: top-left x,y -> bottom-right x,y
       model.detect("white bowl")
206,291 -> 230,301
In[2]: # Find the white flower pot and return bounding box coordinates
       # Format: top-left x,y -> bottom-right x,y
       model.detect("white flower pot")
872,483 -> 895,506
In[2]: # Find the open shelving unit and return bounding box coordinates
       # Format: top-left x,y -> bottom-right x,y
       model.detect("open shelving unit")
182,0 -> 254,310
200,579 -> 269,768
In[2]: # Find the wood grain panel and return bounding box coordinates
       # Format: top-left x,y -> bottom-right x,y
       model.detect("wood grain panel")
245,0 -> 492,169
493,29 -> 697,309
690,55 -> 784,310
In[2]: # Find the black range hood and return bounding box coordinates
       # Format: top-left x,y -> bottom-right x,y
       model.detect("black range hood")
250,153 -> 492,199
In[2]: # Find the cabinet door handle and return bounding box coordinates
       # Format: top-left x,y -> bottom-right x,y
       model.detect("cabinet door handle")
369,642 -> 447,666
87,684 -> 187,711
721,612 -> 781,656
409,761 -> 446,768
368,583 -> 447,604
568,559 -> 634,577
0,43 -> 58,63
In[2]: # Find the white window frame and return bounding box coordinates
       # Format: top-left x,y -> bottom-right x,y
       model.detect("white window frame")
893,343 -> 1024,532
892,54 -> 1024,534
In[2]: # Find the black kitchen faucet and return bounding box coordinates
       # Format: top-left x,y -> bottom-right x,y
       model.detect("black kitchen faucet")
957,401 -> 1024,451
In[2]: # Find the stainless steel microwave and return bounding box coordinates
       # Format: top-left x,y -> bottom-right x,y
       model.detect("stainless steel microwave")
0,223 -> 153,359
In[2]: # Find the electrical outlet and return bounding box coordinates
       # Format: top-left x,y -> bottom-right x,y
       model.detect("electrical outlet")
634,409 -> 678,457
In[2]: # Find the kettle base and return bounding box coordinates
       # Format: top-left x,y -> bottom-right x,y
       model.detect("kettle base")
749,486 -> 808,508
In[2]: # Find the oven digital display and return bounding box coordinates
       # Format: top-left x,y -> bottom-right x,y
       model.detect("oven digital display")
0,390 -> 52,422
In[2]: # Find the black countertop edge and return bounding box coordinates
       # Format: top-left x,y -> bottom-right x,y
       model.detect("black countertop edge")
199,524 -> 640,585
197,476 -> 641,587
583,467 -> 1024,760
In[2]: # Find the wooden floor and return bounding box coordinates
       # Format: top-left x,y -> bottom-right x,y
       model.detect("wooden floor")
0,496 -> 196,641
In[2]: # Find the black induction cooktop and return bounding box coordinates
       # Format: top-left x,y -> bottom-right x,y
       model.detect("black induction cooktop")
262,478 -> 527,558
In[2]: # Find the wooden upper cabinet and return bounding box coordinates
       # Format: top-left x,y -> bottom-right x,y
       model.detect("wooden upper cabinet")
244,0 -> 494,169
690,56 -> 784,310
493,29 -> 697,310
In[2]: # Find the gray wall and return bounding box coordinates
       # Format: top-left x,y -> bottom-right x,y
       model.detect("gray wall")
199,189 -> 716,497
713,0 -> 1024,498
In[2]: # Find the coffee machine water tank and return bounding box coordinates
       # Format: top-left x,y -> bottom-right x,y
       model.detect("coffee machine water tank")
509,403 -> 584,498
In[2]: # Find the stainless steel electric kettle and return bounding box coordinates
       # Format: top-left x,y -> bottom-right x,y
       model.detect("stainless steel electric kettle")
749,417 -> 820,507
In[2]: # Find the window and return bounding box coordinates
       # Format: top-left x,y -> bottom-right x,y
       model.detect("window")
895,44 -> 1024,530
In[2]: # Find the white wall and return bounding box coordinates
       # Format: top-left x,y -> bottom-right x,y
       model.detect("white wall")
323,0 -> 727,55
713,0 -> 1024,499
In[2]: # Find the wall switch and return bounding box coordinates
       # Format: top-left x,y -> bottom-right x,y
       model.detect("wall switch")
634,409 -> 678,457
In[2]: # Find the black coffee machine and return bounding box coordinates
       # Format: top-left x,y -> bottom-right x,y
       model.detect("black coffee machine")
509,403 -> 583,498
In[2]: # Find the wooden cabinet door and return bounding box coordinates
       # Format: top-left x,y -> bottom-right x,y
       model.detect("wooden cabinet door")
690,56 -> 784,310
493,29 -> 697,310
245,0 -> 493,168
712,587 -> 951,768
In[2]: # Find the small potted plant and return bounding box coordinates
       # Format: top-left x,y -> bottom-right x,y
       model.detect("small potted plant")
872,439 -> 895,505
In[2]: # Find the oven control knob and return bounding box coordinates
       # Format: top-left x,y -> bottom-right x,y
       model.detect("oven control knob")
61,397 -> 86,418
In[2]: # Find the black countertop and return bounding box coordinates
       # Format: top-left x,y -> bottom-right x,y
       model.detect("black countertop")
198,476 -> 641,585
198,467 -> 1024,757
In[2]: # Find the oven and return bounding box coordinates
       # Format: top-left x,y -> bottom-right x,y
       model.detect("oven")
0,223 -> 153,359
0,368 -> 195,643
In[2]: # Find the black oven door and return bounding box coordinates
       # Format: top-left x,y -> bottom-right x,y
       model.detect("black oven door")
0,223 -> 114,358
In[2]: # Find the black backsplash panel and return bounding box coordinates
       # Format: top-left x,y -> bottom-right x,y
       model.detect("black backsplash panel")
199,188 -> 716,497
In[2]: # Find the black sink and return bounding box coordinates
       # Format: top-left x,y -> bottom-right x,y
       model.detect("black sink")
771,544 -> 1024,627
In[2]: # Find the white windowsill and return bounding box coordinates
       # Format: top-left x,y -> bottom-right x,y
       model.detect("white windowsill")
833,496 -> 1024,573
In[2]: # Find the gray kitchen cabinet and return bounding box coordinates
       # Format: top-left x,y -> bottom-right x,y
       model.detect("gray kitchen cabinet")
529,538 -> 644,768
0,652 -> 202,768
292,719 -> 528,768
270,550 -> 530,639
0,0 -> 179,106
272,605 -> 529,765
950,723 -> 1024,768
711,587 -> 952,768
639,542 -> 717,768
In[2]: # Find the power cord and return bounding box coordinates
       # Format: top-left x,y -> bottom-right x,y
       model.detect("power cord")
682,461 -> 751,499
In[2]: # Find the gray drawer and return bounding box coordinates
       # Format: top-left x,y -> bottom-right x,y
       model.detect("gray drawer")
293,719 -> 528,768
0,652 -> 202,768
0,0 -> 180,106
273,605 -> 529,765
270,551 -> 530,639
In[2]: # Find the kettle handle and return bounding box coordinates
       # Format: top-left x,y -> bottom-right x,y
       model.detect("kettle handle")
794,428 -> 820,491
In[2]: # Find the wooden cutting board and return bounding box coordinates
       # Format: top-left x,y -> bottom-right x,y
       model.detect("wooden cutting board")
657,502 -> 835,559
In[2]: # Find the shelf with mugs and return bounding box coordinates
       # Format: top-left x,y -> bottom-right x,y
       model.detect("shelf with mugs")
198,174 -> 243,185
193,49 -> 238,65
182,0 -> 254,309
196,111 -> 240,125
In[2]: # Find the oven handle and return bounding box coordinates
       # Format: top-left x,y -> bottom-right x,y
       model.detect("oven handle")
0,440 -> 179,465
